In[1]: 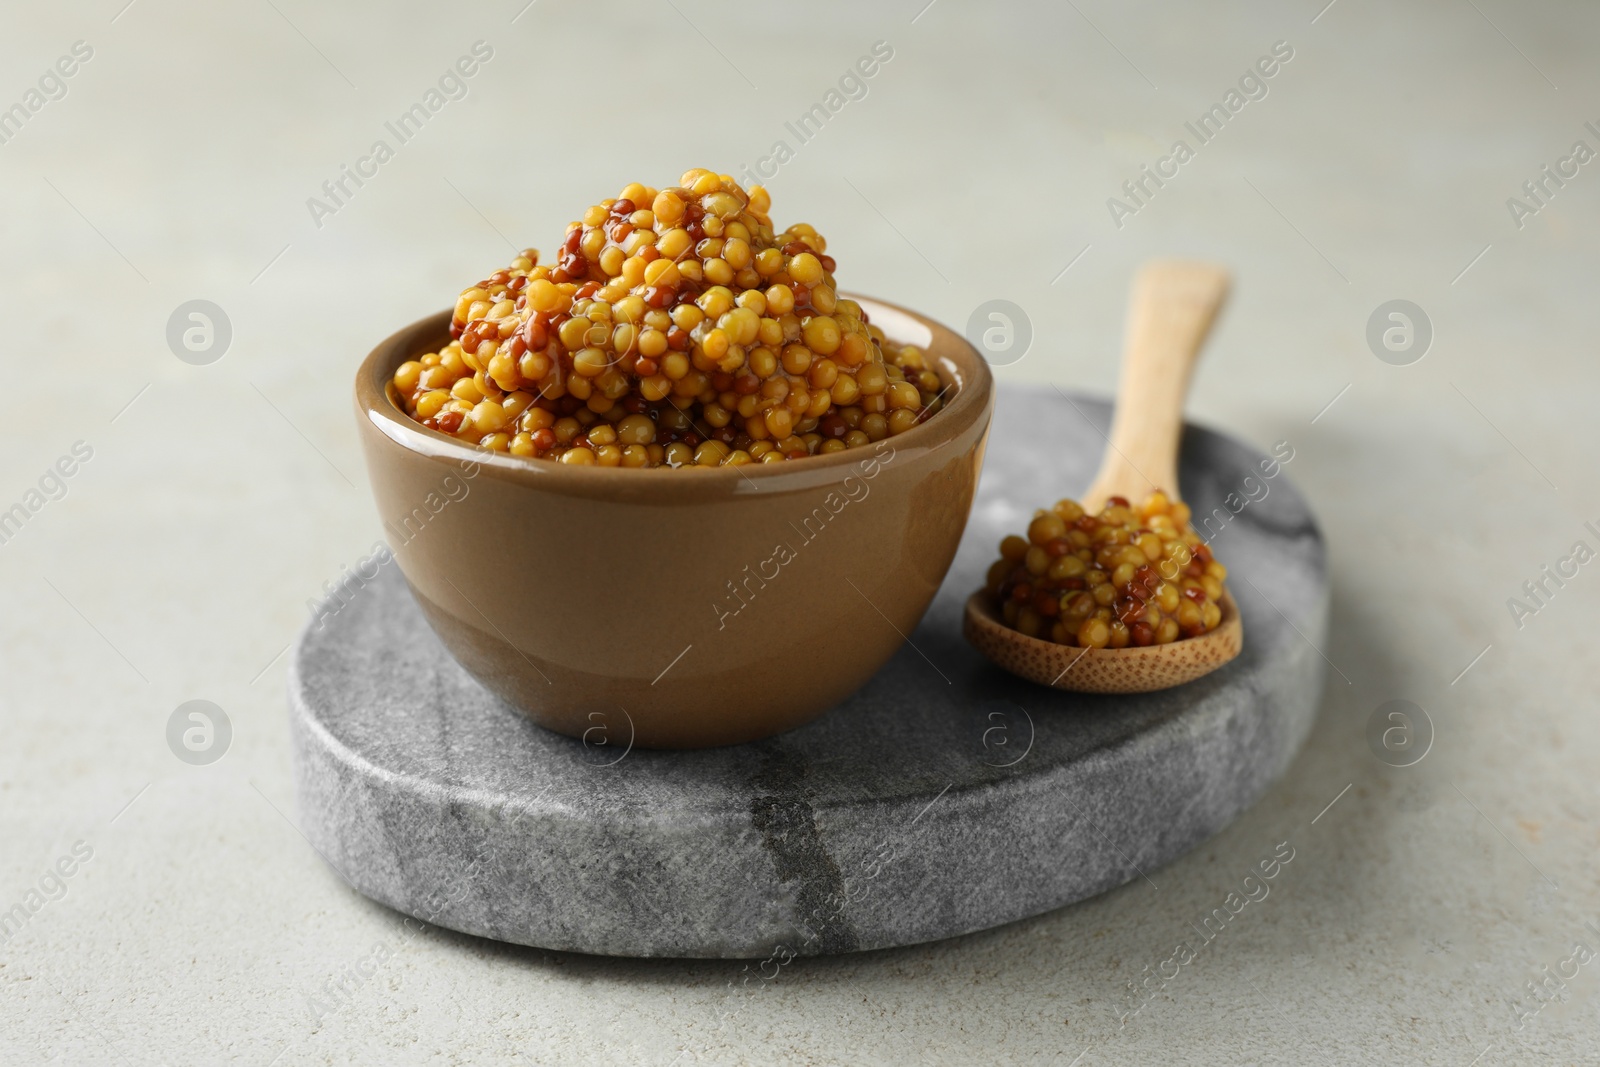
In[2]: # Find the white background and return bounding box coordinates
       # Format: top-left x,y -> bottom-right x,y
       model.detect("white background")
1,0 -> 1597,1063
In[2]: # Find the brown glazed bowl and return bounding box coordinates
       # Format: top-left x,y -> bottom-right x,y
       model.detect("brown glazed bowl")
354,296 -> 993,749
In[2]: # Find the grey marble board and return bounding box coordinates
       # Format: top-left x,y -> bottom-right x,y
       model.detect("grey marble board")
288,386 -> 1328,959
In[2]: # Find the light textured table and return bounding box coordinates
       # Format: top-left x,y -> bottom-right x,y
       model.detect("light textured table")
2,1 -> 1596,1064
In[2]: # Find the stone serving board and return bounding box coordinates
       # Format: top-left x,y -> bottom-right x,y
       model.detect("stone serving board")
288,386 -> 1327,959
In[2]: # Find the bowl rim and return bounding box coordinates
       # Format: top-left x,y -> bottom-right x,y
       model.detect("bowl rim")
354,293 -> 994,498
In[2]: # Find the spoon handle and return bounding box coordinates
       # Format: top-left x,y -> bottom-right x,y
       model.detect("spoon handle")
1081,260 -> 1231,512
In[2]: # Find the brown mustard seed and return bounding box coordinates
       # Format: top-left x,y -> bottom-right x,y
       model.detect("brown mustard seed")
985,491 -> 1229,647
392,170 -> 946,467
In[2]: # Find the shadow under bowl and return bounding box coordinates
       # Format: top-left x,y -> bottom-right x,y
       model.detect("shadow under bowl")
353,296 -> 994,748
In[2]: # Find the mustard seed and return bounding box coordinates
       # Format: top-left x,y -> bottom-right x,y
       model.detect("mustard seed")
392,170 -> 945,466
986,491 -> 1230,647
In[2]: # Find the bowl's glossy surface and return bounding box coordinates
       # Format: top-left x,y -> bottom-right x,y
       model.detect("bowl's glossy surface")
354,297 -> 994,748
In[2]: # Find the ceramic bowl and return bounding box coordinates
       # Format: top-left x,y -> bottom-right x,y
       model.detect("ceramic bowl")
354,296 -> 993,748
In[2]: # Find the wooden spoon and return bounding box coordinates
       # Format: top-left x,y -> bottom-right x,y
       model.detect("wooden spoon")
964,260 -> 1242,694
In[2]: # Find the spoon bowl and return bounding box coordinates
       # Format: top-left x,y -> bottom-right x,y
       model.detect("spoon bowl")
963,588 -> 1242,693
